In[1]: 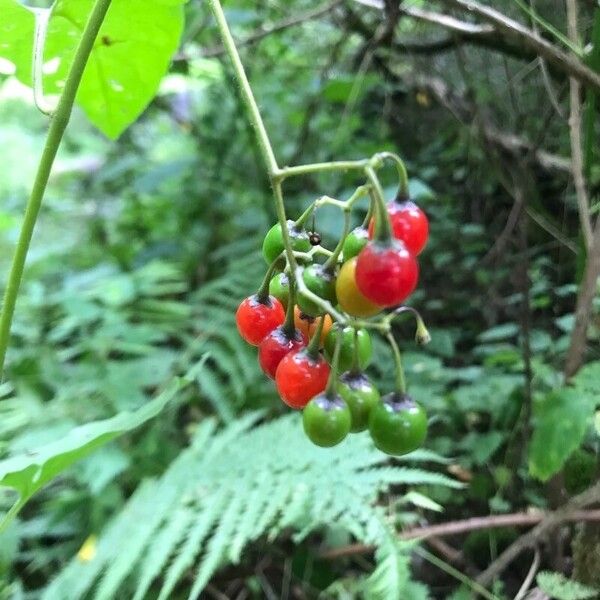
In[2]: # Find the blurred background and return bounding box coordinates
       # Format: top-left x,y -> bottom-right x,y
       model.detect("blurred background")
0,0 -> 599,598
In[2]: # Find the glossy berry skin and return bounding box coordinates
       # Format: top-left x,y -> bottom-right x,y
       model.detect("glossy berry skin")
355,241 -> 419,307
337,372 -> 380,432
368,200 -> 429,256
269,273 -> 290,310
258,326 -> 306,379
342,226 -> 369,260
262,220 -> 311,264
235,295 -> 285,346
294,308 -> 332,346
369,393 -> 427,456
276,349 -> 330,409
324,325 -> 373,373
297,264 -> 337,317
303,392 -> 351,447
335,258 -> 380,317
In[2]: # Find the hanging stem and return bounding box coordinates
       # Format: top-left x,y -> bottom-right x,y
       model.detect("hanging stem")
306,317 -> 325,359
376,152 -> 410,200
282,277 -> 297,338
386,333 -> 407,394
365,166 -> 393,243
350,327 -> 361,375
325,326 -> 344,397
256,257 -> 284,302
0,0 -> 113,377
32,8 -> 55,116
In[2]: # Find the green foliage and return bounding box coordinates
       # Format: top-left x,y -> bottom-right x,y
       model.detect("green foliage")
364,537 -> 430,600
0,377 -> 184,533
0,0 -> 34,81
45,414 -> 458,599
529,362 -> 600,481
537,571 -> 599,600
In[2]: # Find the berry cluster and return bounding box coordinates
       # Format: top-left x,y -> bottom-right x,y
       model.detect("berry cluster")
236,153 -> 430,455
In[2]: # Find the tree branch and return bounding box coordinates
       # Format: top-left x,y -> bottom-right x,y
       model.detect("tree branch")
319,508 -> 600,560
566,0 -> 593,249
442,0 -> 600,94
476,482 -> 600,586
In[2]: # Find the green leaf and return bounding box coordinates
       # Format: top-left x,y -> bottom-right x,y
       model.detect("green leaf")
529,388 -> 595,481
537,571 -> 598,600
35,0 -> 186,138
0,0 -> 34,79
0,377 -> 184,532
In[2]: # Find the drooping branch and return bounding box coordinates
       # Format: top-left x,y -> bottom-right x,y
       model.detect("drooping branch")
442,0 -> 600,93
358,0 -> 600,93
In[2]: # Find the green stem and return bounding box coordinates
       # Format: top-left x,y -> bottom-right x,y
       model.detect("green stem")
350,327 -> 361,375
377,152 -> 410,200
365,167 -> 393,243
415,547 -> 499,600
282,277 -> 297,338
385,306 -> 431,345
256,257 -> 283,302
275,160 -> 369,180
294,202 -> 316,228
0,0 -> 113,376
207,0 -> 299,275
325,326 -> 343,397
386,333 -> 406,394
361,190 -> 376,228
323,209 -> 350,271
294,266 -> 346,324
207,0 -> 278,176
306,316 -> 325,359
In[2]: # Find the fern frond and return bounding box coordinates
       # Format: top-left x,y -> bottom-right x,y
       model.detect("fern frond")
46,413 -> 458,599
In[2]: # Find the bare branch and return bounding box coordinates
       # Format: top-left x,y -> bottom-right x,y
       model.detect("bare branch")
177,1 -> 343,60
319,507 -> 600,560
476,482 -> 600,585
566,0 -> 593,249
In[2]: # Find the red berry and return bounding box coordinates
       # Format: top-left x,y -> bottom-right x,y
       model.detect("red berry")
368,200 -> 429,255
258,326 -> 306,379
235,295 -> 285,346
275,349 -> 330,409
355,241 -> 419,307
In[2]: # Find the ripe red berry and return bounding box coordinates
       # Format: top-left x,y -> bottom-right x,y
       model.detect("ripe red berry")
235,295 -> 285,346
368,200 -> 429,255
355,241 -> 419,307
275,349 -> 330,409
258,326 -> 306,379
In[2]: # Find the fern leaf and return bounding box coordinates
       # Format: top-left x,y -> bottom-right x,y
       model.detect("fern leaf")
158,487 -> 230,600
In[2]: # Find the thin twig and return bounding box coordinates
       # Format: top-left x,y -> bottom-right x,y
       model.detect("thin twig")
566,0 -> 593,249
178,1 -> 343,60
443,0 -> 600,93
476,482 -> 600,586
514,547 -> 540,600
319,508 -> 600,560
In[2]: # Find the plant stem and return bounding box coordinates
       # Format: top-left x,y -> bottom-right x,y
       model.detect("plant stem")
306,316 -> 325,359
207,0 -> 299,274
376,152 -> 410,200
275,160 -> 369,180
282,277 -> 297,338
325,326 -> 343,396
256,257 -> 283,302
365,167 -> 393,243
207,0 -> 278,176
415,547 -> 499,600
0,0 -> 113,376
386,333 -> 407,394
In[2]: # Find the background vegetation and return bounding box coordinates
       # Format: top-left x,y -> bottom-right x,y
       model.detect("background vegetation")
0,0 -> 599,598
